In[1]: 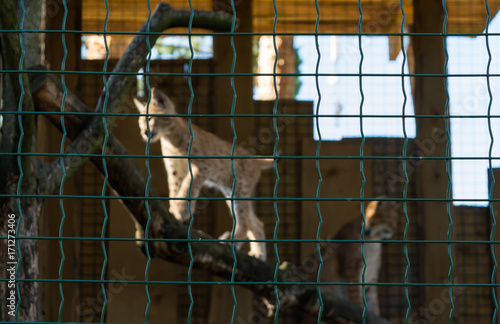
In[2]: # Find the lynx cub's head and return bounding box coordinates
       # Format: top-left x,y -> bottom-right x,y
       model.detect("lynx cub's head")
134,88 -> 177,142
363,198 -> 400,240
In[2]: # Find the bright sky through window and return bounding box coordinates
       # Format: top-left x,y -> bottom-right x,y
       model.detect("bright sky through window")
293,18 -> 499,206
295,35 -> 416,141
448,17 -> 500,206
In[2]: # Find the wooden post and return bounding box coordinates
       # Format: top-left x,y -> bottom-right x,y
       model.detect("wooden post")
492,168 -> 500,323
44,0 -> 81,91
409,2 -> 451,323
212,0 -> 254,141
209,0 -> 255,321
41,1 -> 81,321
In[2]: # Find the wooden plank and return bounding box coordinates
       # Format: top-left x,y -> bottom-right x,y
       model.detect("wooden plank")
42,2 -> 89,322
451,206 -> 490,319
300,138 -> 373,259
81,0 -> 500,35
388,35 -> 401,60
82,0 -> 212,31
253,2 -> 414,30
80,0 -> 500,63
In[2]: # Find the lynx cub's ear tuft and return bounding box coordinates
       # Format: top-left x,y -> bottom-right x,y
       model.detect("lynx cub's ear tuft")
151,88 -> 176,113
364,195 -> 388,218
133,98 -> 145,113
151,88 -> 166,106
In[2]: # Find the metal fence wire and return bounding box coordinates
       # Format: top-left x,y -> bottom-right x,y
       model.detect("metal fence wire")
0,0 -> 499,323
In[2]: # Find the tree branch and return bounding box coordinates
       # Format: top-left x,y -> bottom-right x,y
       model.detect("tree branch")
30,70 -> 391,324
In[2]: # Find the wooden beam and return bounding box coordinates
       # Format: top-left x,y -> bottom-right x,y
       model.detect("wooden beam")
41,0 -> 82,321
210,0 -> 256,321
409,2 -> 451,324
81,0 -> 500,40
492,168 -> 500,324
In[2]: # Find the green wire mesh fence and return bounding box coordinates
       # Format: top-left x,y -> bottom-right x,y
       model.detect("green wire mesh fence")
0,0 -> 499,323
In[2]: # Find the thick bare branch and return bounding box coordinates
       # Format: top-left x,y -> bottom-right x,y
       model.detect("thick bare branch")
0,1 -> 45,322
30,70 -> 391,324
0,0 -> 37,172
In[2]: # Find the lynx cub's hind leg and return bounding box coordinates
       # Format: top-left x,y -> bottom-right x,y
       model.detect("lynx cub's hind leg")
220,192 -> 267,261
219,194 -> 250,249
246,209 -> 266,260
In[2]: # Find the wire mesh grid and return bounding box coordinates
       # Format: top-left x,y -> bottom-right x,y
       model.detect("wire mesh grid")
371,138 -> 420,323
452,205 -> 492,322
76,164 -> 110,323
0,0 -> 499,323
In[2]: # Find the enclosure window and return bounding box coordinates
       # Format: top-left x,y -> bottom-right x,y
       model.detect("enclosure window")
292,25 -> 499,207
294,35 -> 416,141
448,15 -> 500,206
81,35 -> 213,60
150,36 -> 213,60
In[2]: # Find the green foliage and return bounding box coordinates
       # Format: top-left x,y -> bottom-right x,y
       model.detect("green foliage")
252,36 -> 259,74
292,44 -> 302,98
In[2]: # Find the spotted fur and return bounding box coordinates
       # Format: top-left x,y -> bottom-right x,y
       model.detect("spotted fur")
134,88 -> 274,260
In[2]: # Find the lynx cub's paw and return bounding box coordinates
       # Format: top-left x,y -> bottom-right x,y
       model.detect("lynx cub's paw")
218,230 -> 265,260
247,249 -> 266,260
218,231 -> 243,248
168,201 -> 190,224
218,230 -> 231,242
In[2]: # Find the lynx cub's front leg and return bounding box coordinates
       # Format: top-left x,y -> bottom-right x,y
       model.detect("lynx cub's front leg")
165,158 -> 189,199
219,197 -> 266,260
169,165 -> 207,223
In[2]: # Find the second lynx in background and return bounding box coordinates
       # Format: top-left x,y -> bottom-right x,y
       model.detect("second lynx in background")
134,88 -> 275,261
303,198 -> 400,317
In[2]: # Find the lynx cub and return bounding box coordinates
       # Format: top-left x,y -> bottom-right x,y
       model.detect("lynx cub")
302,198 -> 399,316
134,88 -> 274,261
